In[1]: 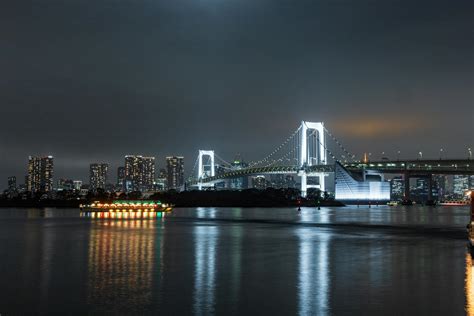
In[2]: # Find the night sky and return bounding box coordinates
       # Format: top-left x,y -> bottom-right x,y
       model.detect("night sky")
1,0 -> 473,186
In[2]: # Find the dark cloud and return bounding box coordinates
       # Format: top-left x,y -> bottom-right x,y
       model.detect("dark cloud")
1,0 -> 473,187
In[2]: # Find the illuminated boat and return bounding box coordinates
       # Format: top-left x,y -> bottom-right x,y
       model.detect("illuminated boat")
79,200 -> 173,219
439,200 -> 471,206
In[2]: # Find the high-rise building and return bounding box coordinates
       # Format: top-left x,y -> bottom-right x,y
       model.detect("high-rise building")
229,158 -> 249,190
124,155 -> 155,192
414,178 -> 429,202
389,176 -> 404,201
155,168 -> 167,191
142,157 -> 155,191
89,163 -> 108,191
7,176 -> 16,192
166,156 -> 184,191
453,175 -> 469,197
27,156 -> 54,193
117,166 -> 125,191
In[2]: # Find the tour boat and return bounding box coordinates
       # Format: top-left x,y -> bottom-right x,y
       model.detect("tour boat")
79,200 -> 173,219
439,200 -> 471,206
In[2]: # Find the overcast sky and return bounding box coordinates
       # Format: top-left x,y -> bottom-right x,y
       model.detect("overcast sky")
1,0 -> 473,186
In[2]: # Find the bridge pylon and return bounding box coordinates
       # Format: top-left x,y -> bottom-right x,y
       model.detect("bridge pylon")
198,150 -> 215,190
299,121 -> 327,197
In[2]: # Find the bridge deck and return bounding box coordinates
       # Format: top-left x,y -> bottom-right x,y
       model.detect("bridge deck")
189,159 -> 474,185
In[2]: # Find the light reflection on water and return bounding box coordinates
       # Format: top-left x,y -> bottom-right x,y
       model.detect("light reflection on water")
0,206 -> 470,314
87,220 -> 158,312
466,252 -> 474,316
297,228 -> 330,316
193,224 -> 218,315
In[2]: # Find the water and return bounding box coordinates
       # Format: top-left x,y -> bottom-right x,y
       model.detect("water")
0,206 -> 471,315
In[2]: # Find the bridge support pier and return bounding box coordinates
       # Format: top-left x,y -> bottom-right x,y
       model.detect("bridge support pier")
198,150 -> 215,191
299,121 -> 327,198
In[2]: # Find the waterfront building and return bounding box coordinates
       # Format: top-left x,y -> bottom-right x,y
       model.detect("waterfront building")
7,176 -> 16,192
432,174 -> 448,199
334,162 -> 390,201
389,176 -> 404,201
89,163 -> 108,191
124,155 -> 156,192
453,175 -> 469,197
27,156 -> 54,193
166,156 -> 184,191
252,175 -> 267,190
413,178 -> 429,202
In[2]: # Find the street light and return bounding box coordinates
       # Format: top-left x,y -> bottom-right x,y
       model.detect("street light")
439,148 -> 444,160
469,147 -> 472,160
418,151 -> 423,160
397,150 -> 401,161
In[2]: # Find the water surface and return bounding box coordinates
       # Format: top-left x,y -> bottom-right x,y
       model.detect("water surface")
0,206 -> 470,315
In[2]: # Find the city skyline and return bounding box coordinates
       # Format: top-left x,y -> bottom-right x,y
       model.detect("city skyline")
0,0 -> 473,186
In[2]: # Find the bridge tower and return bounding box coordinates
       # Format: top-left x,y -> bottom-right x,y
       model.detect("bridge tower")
198,150 -> 215,190
299,121 -> 327,197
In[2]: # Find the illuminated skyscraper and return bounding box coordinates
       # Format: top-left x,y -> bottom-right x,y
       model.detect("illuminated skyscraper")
389,176 -> 404,200
89,163 -> 108,191
27,156 -> 54,193
124,155 -> 155,192
453,175 -> 469,197
166,156 -> 184,191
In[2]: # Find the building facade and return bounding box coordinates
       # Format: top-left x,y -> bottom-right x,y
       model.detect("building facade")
27,156 -> 54,193
453,175 -> 469,197
166,156 -> 184,191
389,176 -> 404,201
89,163 -> 108,191
334,162 -> 390,201
124,156 -> 155,192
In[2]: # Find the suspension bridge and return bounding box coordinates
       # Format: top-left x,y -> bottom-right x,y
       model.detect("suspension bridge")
186,121 -> 474,199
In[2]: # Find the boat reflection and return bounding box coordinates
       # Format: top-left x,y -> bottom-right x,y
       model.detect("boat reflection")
87,220 -> 157,310
466,252 -> 474,316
